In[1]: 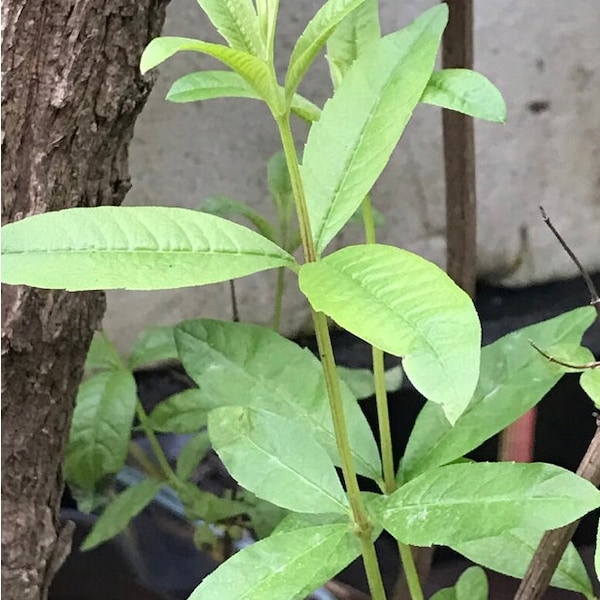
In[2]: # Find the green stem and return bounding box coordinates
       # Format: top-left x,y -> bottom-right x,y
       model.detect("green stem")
362,195 -> 424,600
271,266 -> 285,331
277,114 -> 386,600
135,400 -> 183,492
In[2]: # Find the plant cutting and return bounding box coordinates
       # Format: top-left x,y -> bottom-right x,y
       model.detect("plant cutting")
3,1 -> 600,599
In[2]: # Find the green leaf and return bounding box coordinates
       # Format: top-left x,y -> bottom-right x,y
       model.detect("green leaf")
209,406 -> 349,514
537,342 -> 596,373
401,307 -> 596,481
301,5 -> 448,254
66,370 -> 137,490
188,523 -> 361,600
180,481 -> 247,522
147,389 -> 208,433
166,70 -> 263,103
326,0 -> 380,88
421,69 -> 506,122
175,319 -> 382,481
300,245 -> 481,424
348,202 -> 386,227
451,526 -> 594,596
285,0 -> 370,97
165,70 -> 320,122
337,365 -> 402,400
273,512 -> 347,536
128,325 -> 177,370
582,368 -> 600,408
140,37 -> 274,101
382,462 -> 600,546
267,151 -> 294,221
195,0 -> 263,56
176,431 -> 211,480
81,478 -> 163,550
430,567 -> 488,600
1,206 -> 295,291
241,491 -> 288,538
85,331 -> 123,372
197,195 -> 278,242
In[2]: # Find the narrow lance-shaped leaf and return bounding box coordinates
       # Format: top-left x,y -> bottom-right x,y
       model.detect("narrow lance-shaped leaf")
451,525 -> 594,596
401,307 -> 596,481
421,69 -> 506,122
66,370 -> 137,490
196,0 -> 263,56
382,462 -> 600,547
175,319 -> 382,482
85,331 -> 123,372
1,207 -> 295,291
300,245 -> 481,424
326,0 -> 380,88
81,478 -> 163,550
140,37 -> 274,102
301,5 -> 448,254
176,431 -> 211,480
188,523 -> 361,600
430,567 -> 488,600
147,389 -> 208,434
165,70 -> 321,123
285,0 -> 370,97
209,406 -> 349,514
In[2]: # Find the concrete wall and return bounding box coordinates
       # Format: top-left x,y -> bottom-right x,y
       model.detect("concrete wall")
104,0 -> 600,355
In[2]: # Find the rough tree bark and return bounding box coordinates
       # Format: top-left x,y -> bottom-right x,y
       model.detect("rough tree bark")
1,2 -> 170,599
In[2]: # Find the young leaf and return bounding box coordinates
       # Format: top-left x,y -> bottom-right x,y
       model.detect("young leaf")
166,70 -> 263,103
337,365 -> 402,400
66,370 -> 137,490
187,523 -> 361,600
430,566 -> 488,600
241,491 -> 289,538
581,368 -> 600,408
382,462 -> 600,547
421,69 -> 506,122
179,481 -> 247,522
285,0 -> 370,97
140,37 -> 274,101
81,478 -> 163,550
1,206 -> 295,291
128,325 -> 177,370
301,5 -> 448,254
84,331 -> 123,372
401,307 -> 596,481
451,526 -> 594,596
176,431 -> 211,480
300,245 -> 481,424
197,195 -> 278,242
147,389 -> 208,433
326,0 -> 380,88
196,0 -> 263,56
175,319 -> 382,481
209,406 -> 349,514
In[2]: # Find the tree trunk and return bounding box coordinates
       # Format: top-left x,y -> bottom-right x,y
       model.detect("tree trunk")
1,2 -> 170,599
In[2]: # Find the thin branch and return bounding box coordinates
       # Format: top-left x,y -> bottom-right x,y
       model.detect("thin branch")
540,206 -> 600,319
228,279 -> 240,322
529,340 -> 600,370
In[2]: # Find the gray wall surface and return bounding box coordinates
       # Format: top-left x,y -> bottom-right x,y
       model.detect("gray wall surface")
104,0 -> 600,355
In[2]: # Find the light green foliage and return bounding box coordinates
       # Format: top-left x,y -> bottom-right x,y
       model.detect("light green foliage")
146,389 -> 208,433
285,0 -> 369,97
581,368 -> 600,408
81,478 -> 163,550
187,523 -> 361,600
452,525 -> 594,596
241,491 -> 289,539
195,0 -> 263,56
401,307 -> 596,481
430,566 -> 488,600
300,244 -> 481,423
326,0 -> 380,88
84,332 -> 123,372
176,432 -> 211,480
128,325 -> 177,369
337,365 -> 402,400
209,406 -> 349,514
1,207 -> 295,290
175,319 -> 382,481
422,69 -> 507,122
66,370 -> 137,490
301,5 -> 448,254
267,151 -> 295,224
382,462 -> 600,546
